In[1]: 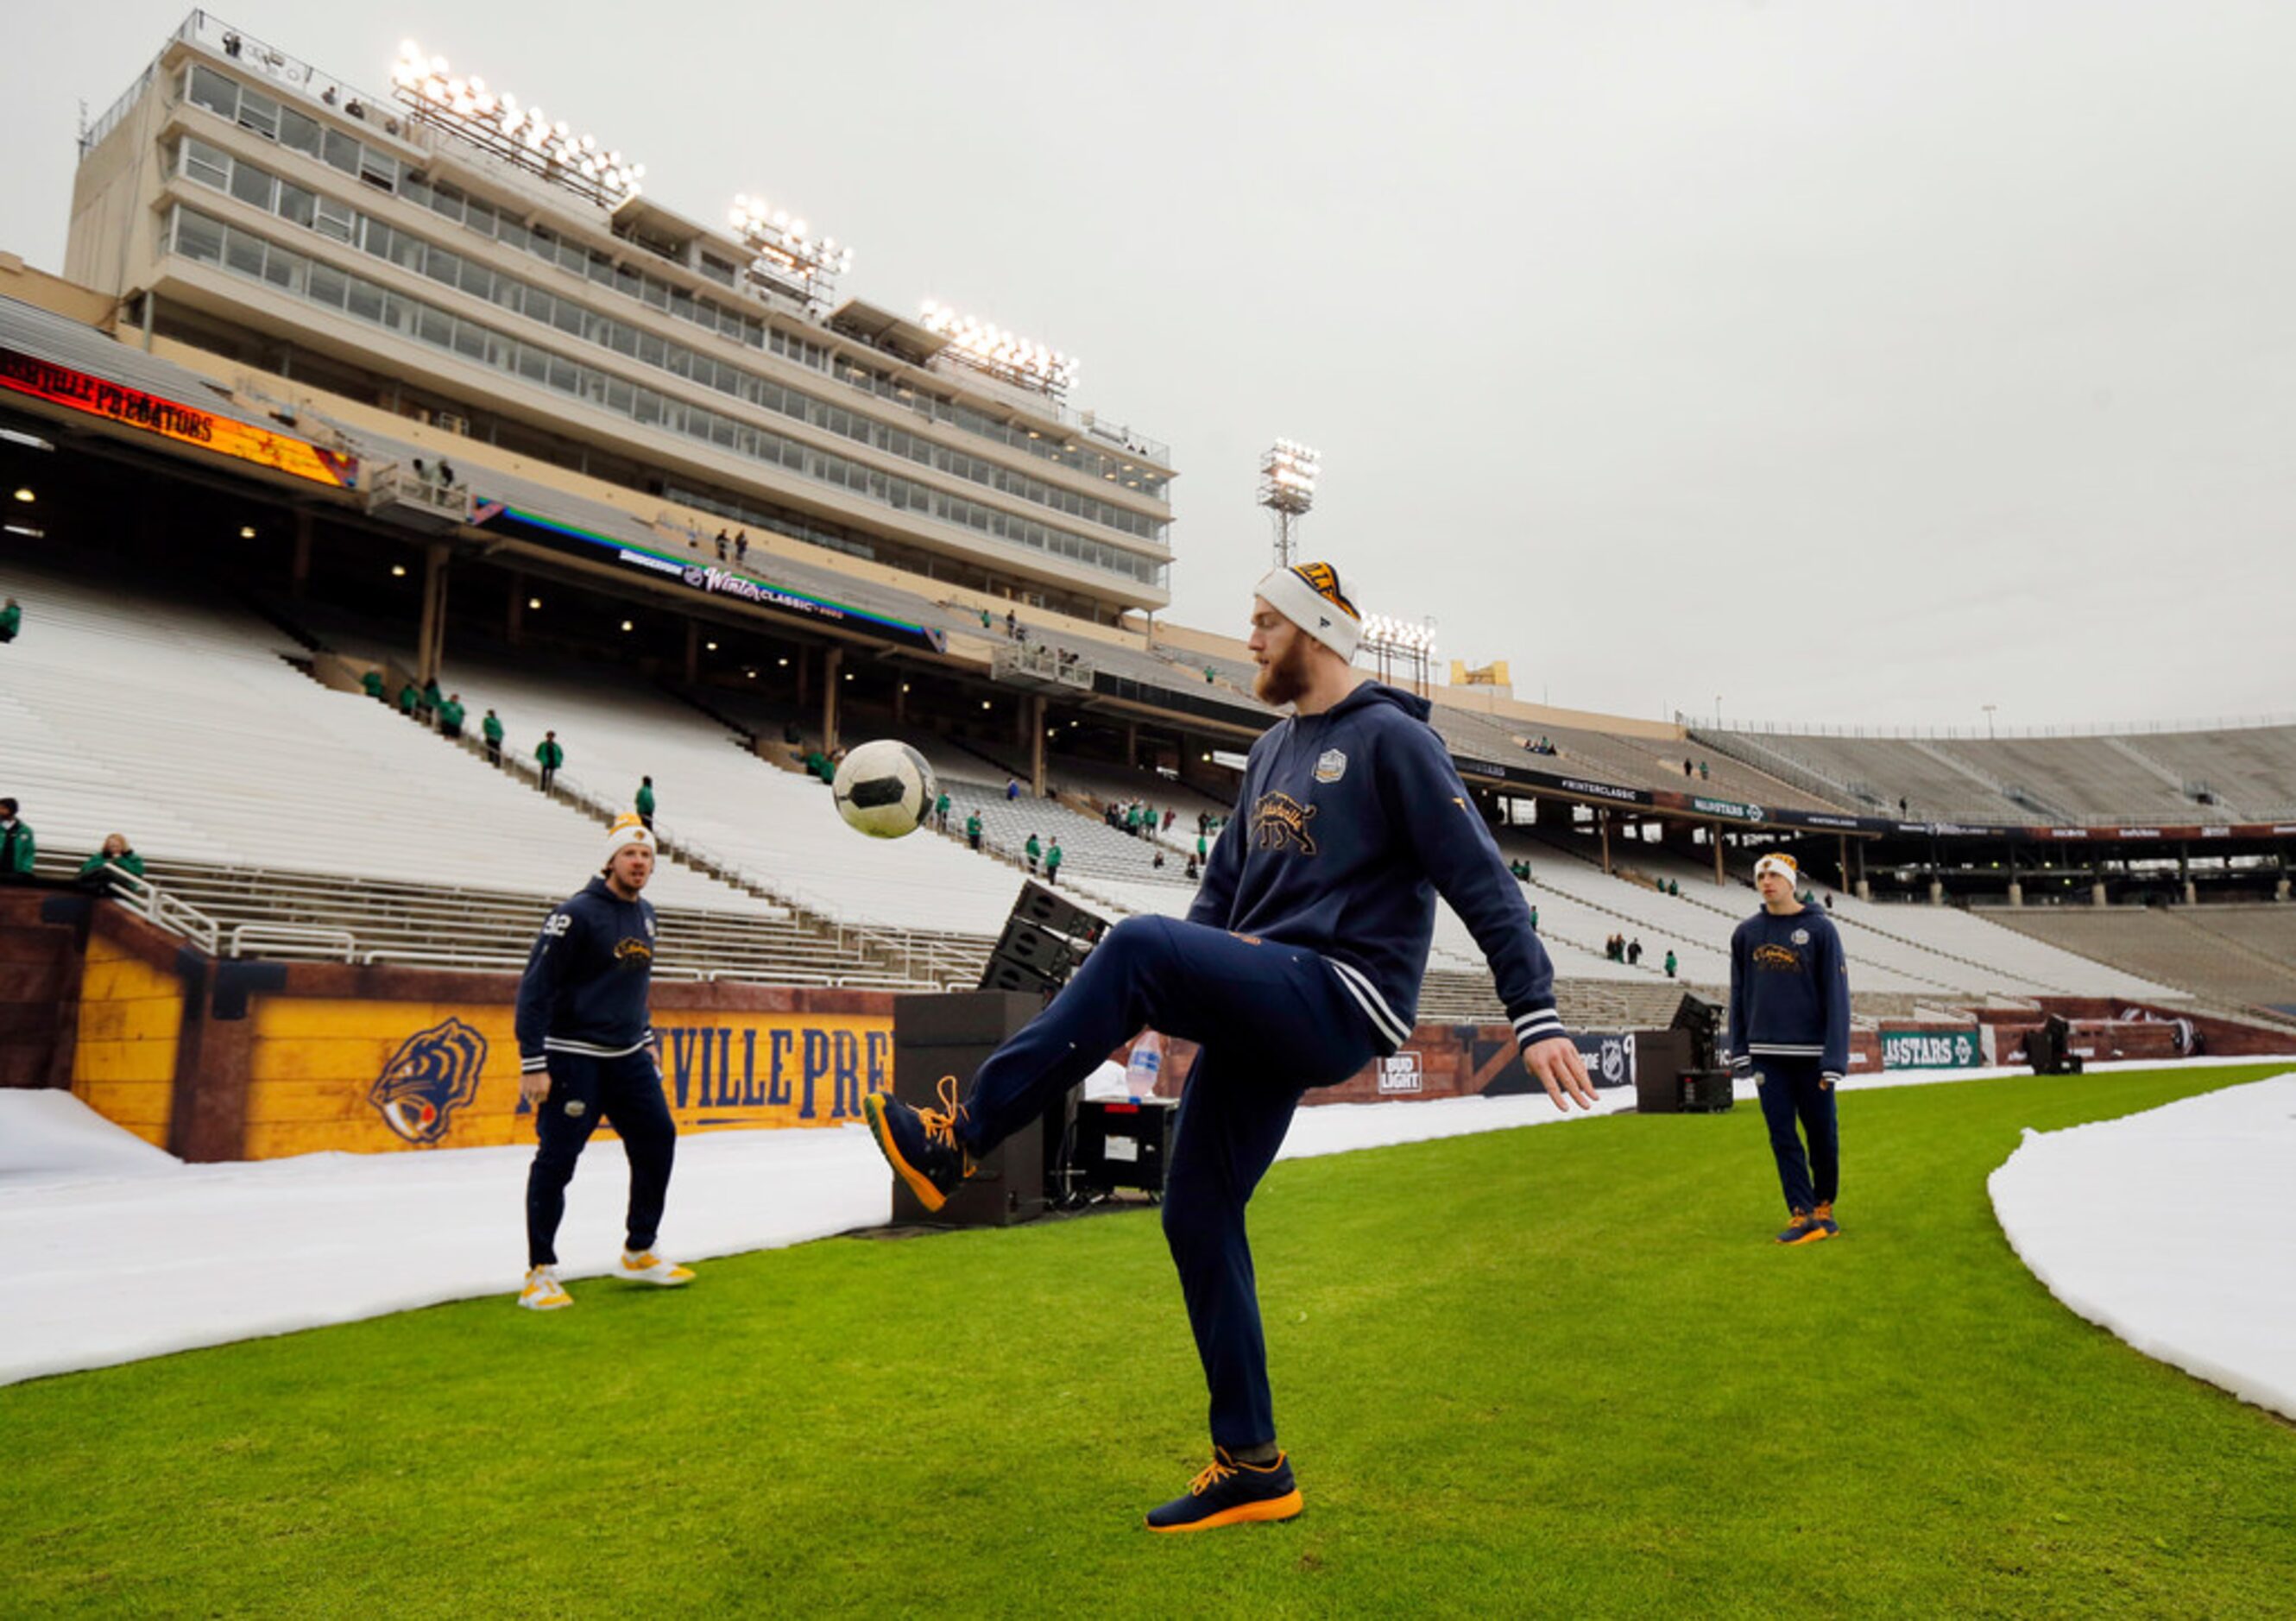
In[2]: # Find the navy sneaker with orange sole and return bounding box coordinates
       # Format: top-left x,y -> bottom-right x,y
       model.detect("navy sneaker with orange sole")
1145,1448 -> 1305,1533
1776,1208 -> 1831,1246
862,1075 -> 973,1212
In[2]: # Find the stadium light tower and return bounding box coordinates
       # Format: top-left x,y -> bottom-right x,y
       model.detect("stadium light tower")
1359,613 -> 1437,698
389,41 -> 643,211
1258,439 -> 1320,570
730,195 -> 853,310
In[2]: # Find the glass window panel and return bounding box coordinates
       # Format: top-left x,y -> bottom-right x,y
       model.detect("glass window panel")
187,65 -> 237,117
313,197 -> 354,243
307,261 -> 348,308
277,182 -> 315,229
228,161 -> 274,210
416,306 -> 452,349
236,91 -> 279,139
223,227 -> 266,278
451,321 -> 487,361
181,137 -> 230,187
323,129 -> 359,174
278,107 -> 321,157
345,277 -> 385,324
173,208 -> 225,262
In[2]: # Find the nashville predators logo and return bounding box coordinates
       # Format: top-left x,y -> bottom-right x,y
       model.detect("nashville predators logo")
615,937 -> 653,967
369,1018 -> 488,1145
1752,943 -> 1803,971
1252,792 -> 1319,854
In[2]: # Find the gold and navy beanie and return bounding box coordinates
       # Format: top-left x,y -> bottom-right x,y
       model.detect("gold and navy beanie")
1254,560 -> 1362,661
604,812 -> 657,867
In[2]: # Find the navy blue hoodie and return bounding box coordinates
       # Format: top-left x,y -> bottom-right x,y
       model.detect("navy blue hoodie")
1727,905 -> 1851,1079
1189,682 -> 1562,1056
514,875 -> 659,1075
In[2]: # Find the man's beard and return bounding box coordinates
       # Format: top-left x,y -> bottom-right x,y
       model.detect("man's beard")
1252,636 -> 1315,708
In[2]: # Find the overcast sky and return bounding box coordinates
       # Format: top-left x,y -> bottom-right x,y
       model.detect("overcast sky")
3,2 -> 2291,732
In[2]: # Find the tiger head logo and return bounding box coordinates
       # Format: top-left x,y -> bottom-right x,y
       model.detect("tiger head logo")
369,1018 -> 489,1145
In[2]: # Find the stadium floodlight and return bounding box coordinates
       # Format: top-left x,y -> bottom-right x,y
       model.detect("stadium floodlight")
916,301 -> 1079,401
728,194 -> 853,310
1359,610 -> 1438,697
389,40 -> 642,211
1257,439 -> 1320,568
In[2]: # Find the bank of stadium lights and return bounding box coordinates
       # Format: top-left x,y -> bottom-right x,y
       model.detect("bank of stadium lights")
389,41 -> 643,211
728,195 -> 852,309
1359,612 -> 1438,698
1258,439 -> 1319,568
916,302 -> 1079,401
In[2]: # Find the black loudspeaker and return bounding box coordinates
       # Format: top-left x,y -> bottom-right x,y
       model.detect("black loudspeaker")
977,882 -> 1112,999
891,992 -> 1061,1227
1671,993 -> 1724,1075
2025,1013 -> 2085,1076
1070,1098 -> 1179,1196
1679,1069 -> 1737,1113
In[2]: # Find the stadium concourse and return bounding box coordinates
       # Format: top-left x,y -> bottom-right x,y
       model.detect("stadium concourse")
9,1058 -> 2295,1432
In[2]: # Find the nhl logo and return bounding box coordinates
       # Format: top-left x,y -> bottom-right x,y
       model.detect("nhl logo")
1315,748 -> 1348,784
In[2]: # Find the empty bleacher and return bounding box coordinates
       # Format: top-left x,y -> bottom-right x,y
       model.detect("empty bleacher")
0,548 -> 773,918
1980,905 -> 2296,1015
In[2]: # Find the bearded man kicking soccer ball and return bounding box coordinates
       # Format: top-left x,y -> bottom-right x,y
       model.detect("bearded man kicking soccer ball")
514,814 -> 694,1309
865,561 -> 1596,1530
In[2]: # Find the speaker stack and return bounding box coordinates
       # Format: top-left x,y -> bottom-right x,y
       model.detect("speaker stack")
880,884 -> 1120,1227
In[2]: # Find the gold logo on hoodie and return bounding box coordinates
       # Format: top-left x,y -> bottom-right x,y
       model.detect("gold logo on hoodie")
1252,792 -> 1319,855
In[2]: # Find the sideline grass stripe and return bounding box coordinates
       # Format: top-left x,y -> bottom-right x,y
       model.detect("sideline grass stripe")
3,1064 -> 2292,1617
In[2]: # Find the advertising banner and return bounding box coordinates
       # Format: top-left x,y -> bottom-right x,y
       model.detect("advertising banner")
1878,1027 -> 1984,1070
242,996 -> 892,1158
470,501 -> 947,653
0,348 -> 358,488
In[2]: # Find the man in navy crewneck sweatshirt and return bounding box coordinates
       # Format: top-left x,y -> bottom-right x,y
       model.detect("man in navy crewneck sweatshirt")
865,560 -> 1595,1533
1729,852 -> 1853,1246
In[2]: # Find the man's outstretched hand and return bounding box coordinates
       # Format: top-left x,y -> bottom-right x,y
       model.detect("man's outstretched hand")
1523,1036 -> 1598,1112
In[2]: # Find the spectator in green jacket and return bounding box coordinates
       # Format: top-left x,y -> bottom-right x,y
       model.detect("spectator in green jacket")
398,679 -> 419,716
636,776 -> 656,829
1664,949 -> 1678,980
77,833 -> 145,895
1044,839 -> 1063,886
419,678 -> 442,724
0,596 -> 20,642
438,692 -> 466,741
360,668 -> 385,700
1530,904 -> 1540,931
537,731 -> 565,792
0,798 -> 33,880
965,811 -> 983,852
933,791 -> 951,831
1025,833 -> 1042,873
482,708 -> 504,765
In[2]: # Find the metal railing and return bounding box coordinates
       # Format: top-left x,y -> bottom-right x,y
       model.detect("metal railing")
229,922 -> 356,962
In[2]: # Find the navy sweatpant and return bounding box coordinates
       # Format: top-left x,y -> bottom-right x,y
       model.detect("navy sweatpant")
526,1048 -> 678,1267
1753,1055 -> 1838,1214
959,916 -> 1380,1449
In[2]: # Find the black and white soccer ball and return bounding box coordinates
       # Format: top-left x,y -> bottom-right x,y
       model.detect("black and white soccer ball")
831,740 -> 937,839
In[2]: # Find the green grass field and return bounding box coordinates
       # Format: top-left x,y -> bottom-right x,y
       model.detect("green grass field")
5,1063 -> 2293,1618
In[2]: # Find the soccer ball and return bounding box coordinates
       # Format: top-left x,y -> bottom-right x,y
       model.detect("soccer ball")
831,740 -> 937,839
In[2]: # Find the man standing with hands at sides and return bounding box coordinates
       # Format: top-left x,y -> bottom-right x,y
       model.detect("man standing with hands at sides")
863,560 -> 1593,1531
514,814 -> 693,1309
1730,852 -> 1851,1246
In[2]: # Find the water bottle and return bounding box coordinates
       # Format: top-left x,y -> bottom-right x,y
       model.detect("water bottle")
1126,1034 -> 1163,1100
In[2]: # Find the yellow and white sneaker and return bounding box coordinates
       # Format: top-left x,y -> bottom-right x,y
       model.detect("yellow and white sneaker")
518,1265 -> 573,1310
620,1250 -> 695,1285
